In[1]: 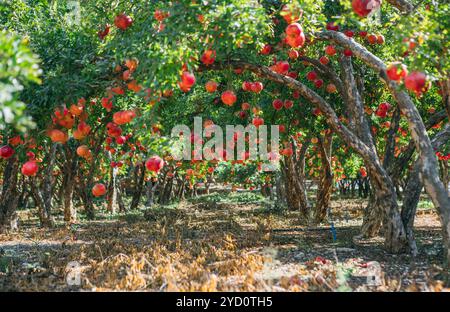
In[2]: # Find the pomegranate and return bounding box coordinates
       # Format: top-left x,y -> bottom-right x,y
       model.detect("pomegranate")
92,183 -> 107,197
405,71 -> 428,96
221,90 -> 237,106
272,99 -> 283,110
205,81 -> 218,93
21,161 -> 38,176
284,100 -> 294,109
114,13 -> 133,30
325,45 -> 336,56
386,62 -> 408,81
0,145 -> 14,159
146,156 -> 164,172
252,117 -> 264,127
200,50 -> 216,65
319,56 -> 329,65
352,0 -> 381,17
306,71 -> 318,81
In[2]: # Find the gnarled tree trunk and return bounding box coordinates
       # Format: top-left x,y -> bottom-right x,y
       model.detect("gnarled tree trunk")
0,157 -> 20,233
62,146 -> 78,223
314,131 -> 334,224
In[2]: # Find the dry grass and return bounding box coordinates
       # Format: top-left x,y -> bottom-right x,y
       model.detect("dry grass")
0,193 -> 448,292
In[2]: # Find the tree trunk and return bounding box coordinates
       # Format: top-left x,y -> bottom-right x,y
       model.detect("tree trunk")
205,58 -> 408,252
0,157 -> 20,233
62,146 -> 78,223
401,125 -> 450,256
314,131 -> 334,224
130,163 -> 145,210
282,154 -> 310,219
40,143 -> 57,227
316,30 -> 450,261
106,154 -> 119,214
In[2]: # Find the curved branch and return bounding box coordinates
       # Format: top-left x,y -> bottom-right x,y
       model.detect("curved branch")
387,0 -> 415,14
201,60 -> 392,188
315,29 -> 450,217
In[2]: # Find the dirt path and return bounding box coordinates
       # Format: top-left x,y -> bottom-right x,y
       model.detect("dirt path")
0,196 -> 448,291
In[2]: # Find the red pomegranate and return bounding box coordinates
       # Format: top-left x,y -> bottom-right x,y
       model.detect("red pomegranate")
326,22 -> 340,31
352,0 -> 381,17
205,81 -> 218,93
285,32 -> 305,48
92,183 -> 107,197
286,23 -> 303,36
284,100 -> 294,109
386,62 -> 408,81
289,50 -> 299,60
252,117 -> 264,127
200,50 -> 216,65
0,145 -> 14,159
21,161 -> 38,176
146,156 -> 164,173
181,71 -> 196,87
251,82 -> 264,93
241,102 -> 251,110
260,44 -> 272,55
221,90 -> 237,106
114,13 -> 133,30
405,71 -> 428,96
319,56 -> 329,65
272,99 -> 283,110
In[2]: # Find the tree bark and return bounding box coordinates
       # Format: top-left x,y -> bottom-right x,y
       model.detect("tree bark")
130,163 -> 145,210
106,153 -> 119,214
0,156 -> 20,233
314,131 -> 334,224
317,30 -> 450,255
401,124 -> 450,256
62,146 -> 77,223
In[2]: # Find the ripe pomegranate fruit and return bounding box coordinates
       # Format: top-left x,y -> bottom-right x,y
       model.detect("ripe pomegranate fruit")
260,44 -> 272,55
252,117 -> 264,127
200,50 -> 216,65
319,56 -> 329,65
272,99 -> 283,110
114,13 -> 133,30
284,100 -> 294,109
146,156 -> 164,173
352,0 -> 381,17
405,71 -> 428,96
251,82 -> 264,93
205,81 -> 218,93
221,90 -> 237,106
306,71 -> 318,81
0,145 -> 14,159
21,161 -> 38,176
326,22 -> 339,31
289,50 -> 299,60
326,83 -> 337,93
92,183 -> 107,197
386,62 -> 408,81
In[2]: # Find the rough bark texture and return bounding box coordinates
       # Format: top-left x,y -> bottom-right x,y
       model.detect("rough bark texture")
62,146 -> 77,223
106,153 -> 119,214
130,163 -> 145,210
316,30 -> 450,258
281,139 -> 310,220
283,155 -> 310,218
0,157 -> 19,233
383,107 -> 401,171
339,56 -> 406,250
314,131 -> 333,224
386,0 -> 414,14
401,125 -> 450,256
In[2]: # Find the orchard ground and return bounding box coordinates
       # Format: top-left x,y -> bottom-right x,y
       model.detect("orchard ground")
0,187 -> 447,292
